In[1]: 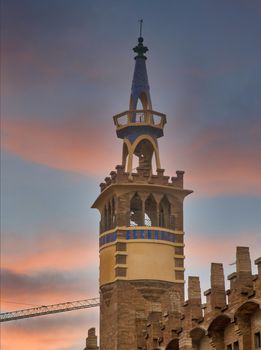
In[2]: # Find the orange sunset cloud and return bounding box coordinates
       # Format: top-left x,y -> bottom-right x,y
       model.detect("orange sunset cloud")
2,118 -> 261,196
165,123 -> 261,196
1,310 -> 98,350
1,231 -> 99,312
2,231 -> 98,274
185,229 -> 261,271
2,118 -> 120,176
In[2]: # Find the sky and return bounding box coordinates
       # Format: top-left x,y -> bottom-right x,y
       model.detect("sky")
1,0 -> 261,349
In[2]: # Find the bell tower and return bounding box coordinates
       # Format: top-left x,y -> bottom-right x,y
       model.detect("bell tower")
92,33 -> 192,350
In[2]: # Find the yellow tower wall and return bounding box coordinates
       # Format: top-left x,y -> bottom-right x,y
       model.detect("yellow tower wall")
99,229 -> 185,286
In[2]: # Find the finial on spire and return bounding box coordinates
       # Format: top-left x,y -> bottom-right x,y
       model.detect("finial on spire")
133,19 -> 148,59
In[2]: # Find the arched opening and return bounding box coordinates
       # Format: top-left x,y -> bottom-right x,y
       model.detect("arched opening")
208,314 -> 231,335
134,139 -> 154,171
111,197 -> 116,228
130,193 -> 143,226
104,205 -> 108,231
129,91 -> 151,112
235,300 -> 260,319
108,202 -> 112,230
190,327 -> 206,348
159,196 -> 171,228
132,154 -> 139,172
139,92 -> 149,110
165,338 -> 179,350
136,98 -> 144,111
145,194 -> 157,226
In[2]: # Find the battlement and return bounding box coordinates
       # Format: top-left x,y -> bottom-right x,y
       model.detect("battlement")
125,246 -> 261,350
99,165 -> 185,192
87,245 -> 261,350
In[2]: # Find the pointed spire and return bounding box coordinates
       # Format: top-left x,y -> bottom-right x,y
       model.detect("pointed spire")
130,27 -> 152,111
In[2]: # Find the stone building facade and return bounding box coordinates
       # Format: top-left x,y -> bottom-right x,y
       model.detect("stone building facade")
84,247 -> 261,350
83,36 -> 261,350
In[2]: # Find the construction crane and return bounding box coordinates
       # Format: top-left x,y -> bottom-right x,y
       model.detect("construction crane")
0,297 -> 100,322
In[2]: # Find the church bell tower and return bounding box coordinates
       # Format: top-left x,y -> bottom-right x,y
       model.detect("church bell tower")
92,32 -> 192,350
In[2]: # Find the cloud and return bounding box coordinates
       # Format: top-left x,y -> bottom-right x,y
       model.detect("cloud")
1,310 -> 99,350
184,229 -> 261,295
163,122 -> 261,196
1,230 -> 99,313
1,268 -> 98,309
2,117 -> 261,196
186,231 -> 260,268
2,117 -> 119,176
1,231 -> 99,274
183,228 -> 261,304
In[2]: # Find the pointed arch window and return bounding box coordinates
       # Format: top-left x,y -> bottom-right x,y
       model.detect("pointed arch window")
145,194 -> 157,227
111,197 -> 116,228
159,196 -> 171,228
130,193 -> 143,226
103,205 -> 108,231
108,202 -> 112,229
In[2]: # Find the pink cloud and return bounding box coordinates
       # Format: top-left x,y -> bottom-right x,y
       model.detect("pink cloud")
1,231 -> 98,274
2,118 -> 261,196
185,229 -> 261,274
2,118 -> 119,176
1,230 -> 99,314
1,311 -> 98,350
164,123 -> 261,196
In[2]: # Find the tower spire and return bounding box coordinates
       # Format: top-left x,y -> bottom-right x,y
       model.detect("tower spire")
112,31 -> 166,176
131,25 -> 151,111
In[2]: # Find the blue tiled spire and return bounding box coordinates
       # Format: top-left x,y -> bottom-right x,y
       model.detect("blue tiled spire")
130,37 -> 152,110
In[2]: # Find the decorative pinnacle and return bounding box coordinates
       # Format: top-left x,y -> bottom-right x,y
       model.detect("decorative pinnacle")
133,19 -> 148,59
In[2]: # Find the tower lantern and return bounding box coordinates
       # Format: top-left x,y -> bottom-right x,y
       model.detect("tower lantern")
92,34 -> 192,350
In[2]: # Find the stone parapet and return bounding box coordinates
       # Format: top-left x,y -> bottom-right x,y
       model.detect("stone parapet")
99,166 -> 186,192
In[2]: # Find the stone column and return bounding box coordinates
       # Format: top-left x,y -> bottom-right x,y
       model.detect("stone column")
84,328 -> 98,350
210,263 -> 226,310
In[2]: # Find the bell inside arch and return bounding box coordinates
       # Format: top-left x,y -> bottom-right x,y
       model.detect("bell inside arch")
134,139 -> 154,171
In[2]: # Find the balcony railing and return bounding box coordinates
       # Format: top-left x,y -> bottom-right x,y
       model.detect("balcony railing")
113,110 -> 166,129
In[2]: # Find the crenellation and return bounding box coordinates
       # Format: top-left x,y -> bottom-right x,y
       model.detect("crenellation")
99,164 -> 187,193
210,263 -> 226,311
83,328 -> 99,350
178,247 -> 260,350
